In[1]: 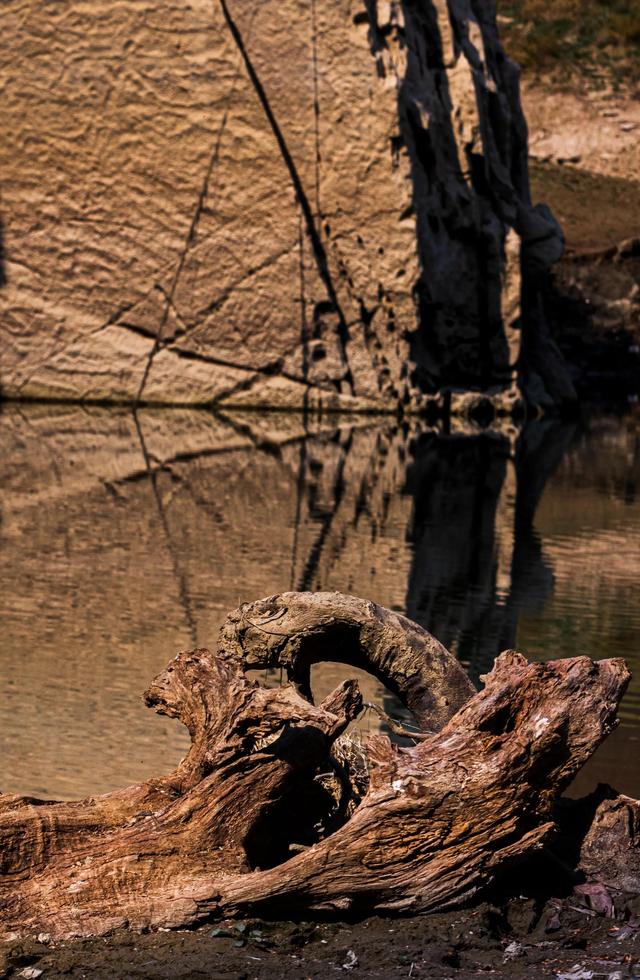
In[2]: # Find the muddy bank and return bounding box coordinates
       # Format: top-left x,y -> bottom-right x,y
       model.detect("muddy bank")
3,892 -> 639,979
523,84 -> 640,186
529,161 -> 640,397
518,65 -> 640,399
546,243 -> 640,398
530,164 -> 640,254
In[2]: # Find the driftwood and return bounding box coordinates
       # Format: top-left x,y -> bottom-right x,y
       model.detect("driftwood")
0,591 -> 635,940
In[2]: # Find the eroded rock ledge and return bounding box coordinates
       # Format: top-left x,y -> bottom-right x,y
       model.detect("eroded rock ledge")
1,592 -> 636,940
0,1 -> 574,412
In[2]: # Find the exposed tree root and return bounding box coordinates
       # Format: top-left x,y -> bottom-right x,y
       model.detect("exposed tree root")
0,592 -> 634,940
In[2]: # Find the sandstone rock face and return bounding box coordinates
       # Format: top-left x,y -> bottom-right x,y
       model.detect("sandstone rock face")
0,0 -> 573,409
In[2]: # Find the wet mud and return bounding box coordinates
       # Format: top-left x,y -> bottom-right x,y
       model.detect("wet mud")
3,892 -> 639,979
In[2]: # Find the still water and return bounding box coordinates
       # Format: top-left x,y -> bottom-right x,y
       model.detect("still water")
1,404 -> 639,800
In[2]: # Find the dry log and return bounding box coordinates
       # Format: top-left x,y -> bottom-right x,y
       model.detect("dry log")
556,785 -> 640,894
579,792 -> 640,891
0,592 -> 632,940
217,591 -> 477,731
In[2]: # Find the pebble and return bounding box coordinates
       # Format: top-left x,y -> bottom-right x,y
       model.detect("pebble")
342,949 -> 359,971
503,940 -> 525,961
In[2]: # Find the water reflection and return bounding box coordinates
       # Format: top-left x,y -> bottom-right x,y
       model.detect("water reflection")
404,421 -> 578,680
0,404 -> 638,800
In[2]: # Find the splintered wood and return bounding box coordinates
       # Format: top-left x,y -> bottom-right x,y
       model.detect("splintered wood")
0,592 -> 633,939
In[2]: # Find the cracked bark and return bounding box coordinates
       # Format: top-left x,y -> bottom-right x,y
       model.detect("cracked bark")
0,592 -> 633,940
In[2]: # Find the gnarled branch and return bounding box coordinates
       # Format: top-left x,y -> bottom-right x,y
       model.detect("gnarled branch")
0,593 -> 633,940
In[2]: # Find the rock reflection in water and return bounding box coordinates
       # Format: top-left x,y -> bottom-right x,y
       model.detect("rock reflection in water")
0,405 -> 638,800
404,420 -> 576,680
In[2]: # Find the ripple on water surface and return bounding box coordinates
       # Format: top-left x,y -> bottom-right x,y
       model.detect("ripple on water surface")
0,406 -> 638,799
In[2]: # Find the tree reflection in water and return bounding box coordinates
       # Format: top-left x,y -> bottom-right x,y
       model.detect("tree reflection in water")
0,405 -> 637,799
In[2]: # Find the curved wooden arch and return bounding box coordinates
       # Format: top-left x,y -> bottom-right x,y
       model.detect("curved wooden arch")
218,591 -> 476,731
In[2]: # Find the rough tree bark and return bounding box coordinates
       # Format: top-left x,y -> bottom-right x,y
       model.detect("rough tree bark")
0,592 -> 634,940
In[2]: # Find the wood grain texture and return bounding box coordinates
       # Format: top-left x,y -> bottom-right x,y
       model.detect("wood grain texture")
0,593 -> 631,940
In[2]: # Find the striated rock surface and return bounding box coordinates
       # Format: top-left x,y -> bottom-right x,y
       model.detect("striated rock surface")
0,0 -> 573,409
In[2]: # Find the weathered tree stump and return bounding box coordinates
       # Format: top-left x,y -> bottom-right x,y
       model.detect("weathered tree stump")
0,592 -> 634,940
